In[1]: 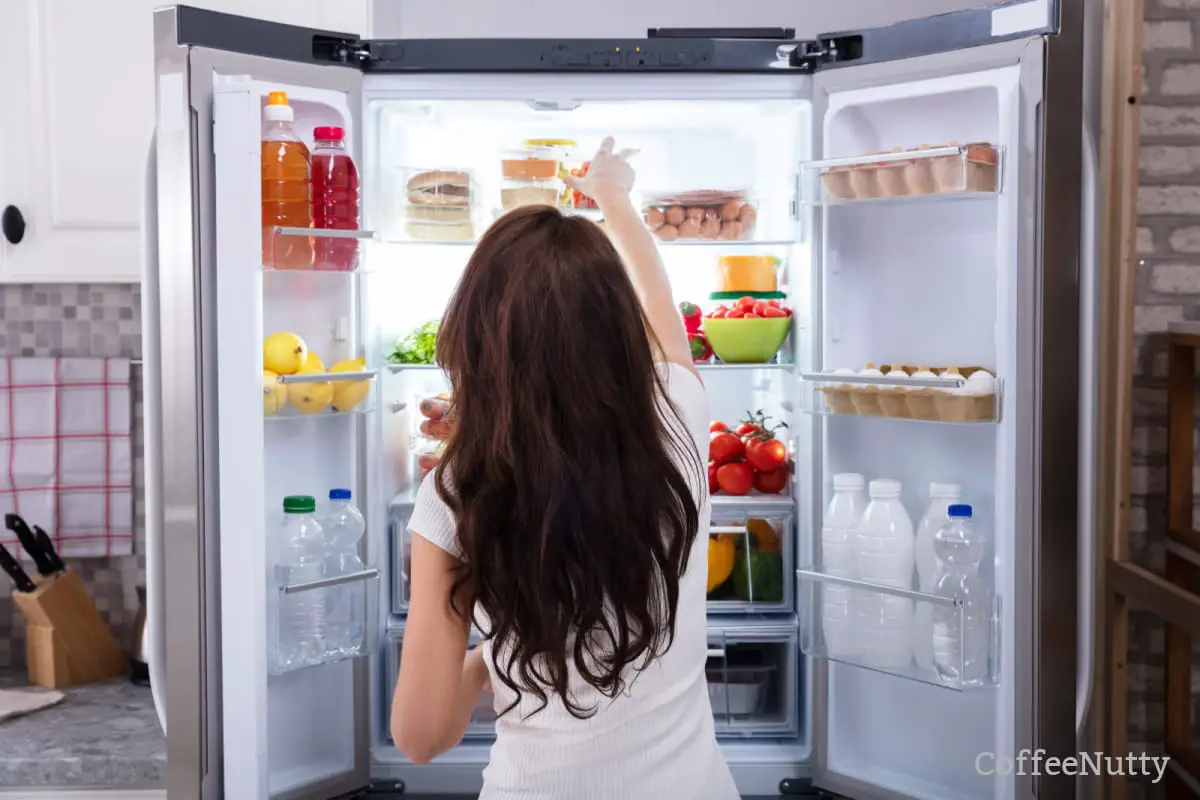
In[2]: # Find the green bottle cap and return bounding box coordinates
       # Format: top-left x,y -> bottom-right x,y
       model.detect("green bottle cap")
283,495 -> 316,514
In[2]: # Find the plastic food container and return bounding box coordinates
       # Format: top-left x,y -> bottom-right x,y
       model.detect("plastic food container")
642,189 -> 757,242
716,255 -> 780,293
524,139 -> 577,206
501,147 -> 563,180
703,317 -> 791,363
707,665 -> 774,716
395,167 -> 476,242
500,179 -> 560,210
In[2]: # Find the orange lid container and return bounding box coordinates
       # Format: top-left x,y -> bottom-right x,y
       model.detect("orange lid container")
716,255 -> 780,293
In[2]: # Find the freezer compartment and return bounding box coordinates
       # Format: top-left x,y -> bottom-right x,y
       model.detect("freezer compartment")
797,567 -> 1000,691
383,626 -> 497,742
269,567 -> 380,676
264,226 -> 378,272
707,510 -> 793,613
265,369 -> 379,419
799,144 -> 1003,205
707,623 -> 801,738
800,368 -> 1000,424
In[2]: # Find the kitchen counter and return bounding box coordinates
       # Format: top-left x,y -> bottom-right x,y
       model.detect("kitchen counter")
0,672 -> 165,788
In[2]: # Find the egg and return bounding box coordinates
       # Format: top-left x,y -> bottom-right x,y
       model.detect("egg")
719,201 -> 742,222
703,207 -> 721,221
737,204 -> 757,230
677,218 -> 702,238
664,205 -> 685,226
686,206 -> 705,223
717,221 -> 744,241
656,224 -> 680,242
644,207 -> 665,229
699,218 -> 721,239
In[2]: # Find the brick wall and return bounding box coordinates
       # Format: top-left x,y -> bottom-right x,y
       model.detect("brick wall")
1134,1 -> 1200,792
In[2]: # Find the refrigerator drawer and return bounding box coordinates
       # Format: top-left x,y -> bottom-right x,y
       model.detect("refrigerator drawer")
707,510 -> 794,614
707,623 -> 800,739
384,626 -> 497,742
797,566 -> 1001,691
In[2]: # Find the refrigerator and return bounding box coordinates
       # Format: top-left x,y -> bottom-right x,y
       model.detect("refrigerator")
142,1 -> 1101,798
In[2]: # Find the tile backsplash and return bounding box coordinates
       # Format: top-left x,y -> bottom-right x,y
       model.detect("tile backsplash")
0,284 -> 143,669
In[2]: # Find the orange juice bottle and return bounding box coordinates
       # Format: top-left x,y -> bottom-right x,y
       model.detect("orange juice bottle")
262,91 -> 312,269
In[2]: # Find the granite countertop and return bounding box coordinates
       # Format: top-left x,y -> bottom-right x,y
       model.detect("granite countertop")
0,671 -> 165,788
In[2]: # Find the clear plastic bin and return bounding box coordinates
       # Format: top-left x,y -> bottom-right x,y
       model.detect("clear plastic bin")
499,179 -> 561,210
642,189 -> 758,242
707,624 -> 800,738
391,167 -> 477,243
707,510 -> 792,612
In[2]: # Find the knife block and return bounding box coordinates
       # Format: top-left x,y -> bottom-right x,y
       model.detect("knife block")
11,568 -> 126,689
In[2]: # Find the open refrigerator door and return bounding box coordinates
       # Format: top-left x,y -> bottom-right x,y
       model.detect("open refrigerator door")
210,60 -> 378,800
793,3 -> 1082,800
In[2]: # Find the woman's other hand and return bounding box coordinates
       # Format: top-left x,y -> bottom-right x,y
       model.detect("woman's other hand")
564,136 -> 637,207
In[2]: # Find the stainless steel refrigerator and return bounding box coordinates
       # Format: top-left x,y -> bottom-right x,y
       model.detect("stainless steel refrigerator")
142,1 -> 1100,797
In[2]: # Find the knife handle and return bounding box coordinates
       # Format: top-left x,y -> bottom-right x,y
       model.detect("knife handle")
32,526 -> 65,574
0,543 -> 36,593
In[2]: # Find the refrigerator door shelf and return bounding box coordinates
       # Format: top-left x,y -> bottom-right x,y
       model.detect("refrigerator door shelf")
797,567 -> 1001,692
264,370 -> 379,420
270,568 -> 381,677
263,226 -> 379,273
799,370 -> 1002,425
798,144 -> 1005,206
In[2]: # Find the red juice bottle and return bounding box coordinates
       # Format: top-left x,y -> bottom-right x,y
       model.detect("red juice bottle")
311,126 -> 360,271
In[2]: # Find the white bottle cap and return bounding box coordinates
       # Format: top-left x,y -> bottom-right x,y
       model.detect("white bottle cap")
833,473 -> 865,490
929,482 -> 962,499
868,478 -> 902,498
264,103 -> 294,123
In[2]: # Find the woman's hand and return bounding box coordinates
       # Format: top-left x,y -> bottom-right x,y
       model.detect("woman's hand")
564,136 -> 637,208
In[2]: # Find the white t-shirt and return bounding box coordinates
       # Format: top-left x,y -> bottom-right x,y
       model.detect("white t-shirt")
407,363 -> 737,800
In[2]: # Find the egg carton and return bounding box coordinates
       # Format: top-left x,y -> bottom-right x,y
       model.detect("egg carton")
815,365 -> 997,423
819,144 -> 1000,203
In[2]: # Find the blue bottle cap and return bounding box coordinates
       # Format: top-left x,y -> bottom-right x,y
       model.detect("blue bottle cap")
329,488 -> 352,501
948,503 -> 972,518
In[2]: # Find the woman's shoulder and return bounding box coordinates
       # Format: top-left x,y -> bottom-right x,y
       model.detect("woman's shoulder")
655,362 -> 709,446
408,472 -> 462,559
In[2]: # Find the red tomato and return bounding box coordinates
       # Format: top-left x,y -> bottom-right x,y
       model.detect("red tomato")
726,308 -> 745,319
717,304 -> 730,312
745,437 -> 788,473
736,296 -> 757,309
708,461 -> 720,494
781,308 -> 793,317
709,431 -> 744,464
753,300 -> 769,316
709,309 -> 727,319
743,312 -> 761,319
762,306 -> 787,318
754,467 -> 789,495
716,461 -> 754,496
710,421 -> 729,433
735,422 -> 763,437
766,299 -> 780,308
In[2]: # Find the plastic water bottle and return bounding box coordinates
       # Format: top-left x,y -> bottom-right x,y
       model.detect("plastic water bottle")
913,482 -> 961,670
932,504 -> 990,687
854,479 -> 914,669
277,496 -> 327,670
323,488 -> 366,657
821,473 -> 866,658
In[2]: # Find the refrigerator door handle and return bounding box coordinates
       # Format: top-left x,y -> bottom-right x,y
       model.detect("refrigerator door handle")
141,131 -> 168,735
1075,122 -> 1099,739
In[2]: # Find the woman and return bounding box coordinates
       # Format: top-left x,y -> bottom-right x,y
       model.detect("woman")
391,138 -> 737,799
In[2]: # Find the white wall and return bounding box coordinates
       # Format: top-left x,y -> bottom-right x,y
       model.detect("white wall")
371,0 -> 986,39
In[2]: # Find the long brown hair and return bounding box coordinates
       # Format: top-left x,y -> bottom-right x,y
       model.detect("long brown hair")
434,205 -> 703,719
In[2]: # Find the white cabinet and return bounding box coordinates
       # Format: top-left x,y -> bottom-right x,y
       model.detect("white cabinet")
0,0 -> 370,284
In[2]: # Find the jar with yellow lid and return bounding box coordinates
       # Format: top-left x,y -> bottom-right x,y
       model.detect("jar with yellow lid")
716,255 -> 781,294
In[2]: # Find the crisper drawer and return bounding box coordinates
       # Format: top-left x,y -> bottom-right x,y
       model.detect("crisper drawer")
707,508 -> 793,614
383,625 -> 496,742
707,622 -> 800,739
389,494 -> 416,614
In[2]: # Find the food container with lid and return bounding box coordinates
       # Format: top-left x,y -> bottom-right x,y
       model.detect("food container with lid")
501,147 -> 564,181
642,189 -> 757,242
393,166 -> 477,242
716,255 -> 780,294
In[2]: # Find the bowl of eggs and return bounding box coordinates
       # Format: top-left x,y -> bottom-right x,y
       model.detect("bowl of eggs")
642,189 -> 758,242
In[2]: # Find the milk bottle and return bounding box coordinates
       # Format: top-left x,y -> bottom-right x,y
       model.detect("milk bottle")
820,473 -> 866,658
855,479 -> 915,669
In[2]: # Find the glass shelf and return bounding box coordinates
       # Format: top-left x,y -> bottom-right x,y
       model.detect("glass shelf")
797,567 -> 1000,691
386,363 -> 441,372
263,226 -> 379,272
711,492 -> 794,509
264,369 -> 378,419
799,369 -> 1000,424
698,362 -> 796,372
270,567 -> 380,676
799,144 -> 1003,206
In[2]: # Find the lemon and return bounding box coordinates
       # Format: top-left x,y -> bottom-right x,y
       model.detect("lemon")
306,352 -> 326,371
262,370 -> 287,415
263,332 -> 308,375
330,357 -> 371,412
287,366 -> 333,414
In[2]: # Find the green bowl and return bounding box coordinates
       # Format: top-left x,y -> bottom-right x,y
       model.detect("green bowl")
703,317 -> 792,363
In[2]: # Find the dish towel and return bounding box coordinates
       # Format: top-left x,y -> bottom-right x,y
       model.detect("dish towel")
0,686 -> 64,724
0,358 -> 133,557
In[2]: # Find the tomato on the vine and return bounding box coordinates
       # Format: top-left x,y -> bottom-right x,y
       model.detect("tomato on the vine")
710,421 -> 729,433
708,461 -> 720,494
745,436 -> 788,473
709,432 -> 744,464
754,467 -> 789,495
715,461 -> 754,496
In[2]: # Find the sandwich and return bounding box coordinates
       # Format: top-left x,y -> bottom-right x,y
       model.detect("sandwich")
404,170 -> 475,242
